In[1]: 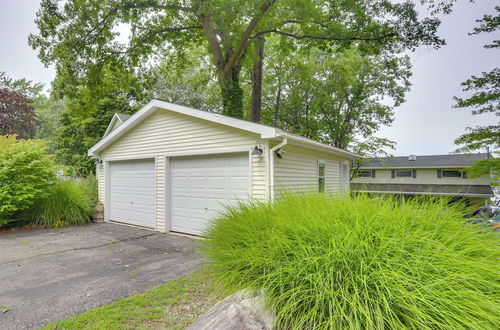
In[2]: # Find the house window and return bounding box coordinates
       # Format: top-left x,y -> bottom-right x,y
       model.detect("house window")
441,170 -> 466,178
357,170 -> 373,178
395,170 -> 412,178
318,161 -> 325,193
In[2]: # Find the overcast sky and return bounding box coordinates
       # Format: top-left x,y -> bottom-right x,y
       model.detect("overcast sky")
0,0 -> 498,156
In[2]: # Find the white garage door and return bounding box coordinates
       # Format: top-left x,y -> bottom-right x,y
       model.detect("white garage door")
171,153 -> 249,235
109,159 -> 156,228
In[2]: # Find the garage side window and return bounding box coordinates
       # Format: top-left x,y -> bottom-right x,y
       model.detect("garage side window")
318,161 -> 325,193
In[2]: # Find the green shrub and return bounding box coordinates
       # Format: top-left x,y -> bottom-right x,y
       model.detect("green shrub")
81,173 -> 98,206
202,194 -> 499,329
0,135 -> 56,226
26,180 -> 94,228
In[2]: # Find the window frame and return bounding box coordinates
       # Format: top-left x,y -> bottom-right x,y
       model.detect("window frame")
318,160 -> 326,193
441,170 -> 465,178
394,170 -> 413,178
357,170 -> 373,178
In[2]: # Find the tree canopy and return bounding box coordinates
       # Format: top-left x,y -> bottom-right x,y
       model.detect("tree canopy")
30,0 -> 448,120
0,88 -> 39,139
454,6 -> 499,153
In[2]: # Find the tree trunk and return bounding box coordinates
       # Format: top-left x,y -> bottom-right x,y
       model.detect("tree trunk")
220,66 -> 244,119
250,37 -> 265,123
273,84 -> 282,127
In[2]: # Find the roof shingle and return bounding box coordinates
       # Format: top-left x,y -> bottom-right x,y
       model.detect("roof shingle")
361,153 -> 491,169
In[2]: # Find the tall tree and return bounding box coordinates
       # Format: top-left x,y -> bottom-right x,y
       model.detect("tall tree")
0,71 -> 44,99
150,46 -> 222,112
454,6 -> 499,153
30,0 -> 448,120
261,46 -> 411,150
53,63 -> 153,174
0,88 -> 39,139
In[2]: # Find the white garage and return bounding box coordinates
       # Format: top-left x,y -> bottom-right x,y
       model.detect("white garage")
109,159 -> 156,228
89,99 -> 356,235
170,153 -> 249,235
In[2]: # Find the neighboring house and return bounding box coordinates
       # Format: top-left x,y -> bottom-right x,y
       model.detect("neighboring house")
351,153 -> 494,205
88,99 -> 355,235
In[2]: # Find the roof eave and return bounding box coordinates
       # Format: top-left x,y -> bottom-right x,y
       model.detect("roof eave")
277,132 -> 359,159
88,100 -> 279,157
360,166 -> 471,169
88,99 -> 356,159
353,190 -> 494,197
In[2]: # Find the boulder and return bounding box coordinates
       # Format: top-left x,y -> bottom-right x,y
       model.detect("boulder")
187,290 -> 274,330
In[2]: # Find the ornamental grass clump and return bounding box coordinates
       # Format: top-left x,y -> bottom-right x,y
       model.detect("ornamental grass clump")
27,180 -> 94,228
202,194 -> 499,329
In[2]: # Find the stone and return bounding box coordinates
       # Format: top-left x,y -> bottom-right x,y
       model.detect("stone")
93,203 -> 104,222
187,290 -> 275,330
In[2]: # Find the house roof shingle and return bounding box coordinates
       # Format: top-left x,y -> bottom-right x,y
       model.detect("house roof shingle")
361,153 -> 491,169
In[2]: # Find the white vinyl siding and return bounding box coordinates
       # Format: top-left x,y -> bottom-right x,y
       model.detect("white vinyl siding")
107,120 -> 122,135
97,163 -> 104,204
273,145 -> 344,195
251,140 -> 269,200
99,109 -> 268,229
155,156 -> 166,232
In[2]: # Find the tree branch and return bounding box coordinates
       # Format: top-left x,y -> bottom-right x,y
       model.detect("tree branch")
224,0 -> 276,72
125,3 -> 194,12
198,13 -> 226,75
253,29 -> 396,42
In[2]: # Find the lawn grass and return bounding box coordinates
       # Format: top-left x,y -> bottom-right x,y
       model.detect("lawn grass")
43,270 -> 223,330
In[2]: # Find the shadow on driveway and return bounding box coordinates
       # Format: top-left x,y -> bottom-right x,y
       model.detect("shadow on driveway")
0,223 -> 201,329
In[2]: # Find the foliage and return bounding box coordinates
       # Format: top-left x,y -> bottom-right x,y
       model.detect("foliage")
261,45 -> 409,150
0,71 -> 44,99
24,180 -> 94,228
52,64 -> 151,174
30,0 -> 449,118
454,6 -> 499,153
33,96 -> 65,144
0,88 -> 40,139
350,137 -> 396,179
42,271 -> 223,330
202,194 -> 499,329
465,156 -> 500,186
151,47 -> 222,112
0,136 -> 56,226
81,174 -> 98,206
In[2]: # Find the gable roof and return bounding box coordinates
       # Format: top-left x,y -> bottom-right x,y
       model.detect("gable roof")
115,113 -> 131,122
103,113 -> 132,137
88,99 -> 358,159
361,153 -> 491,169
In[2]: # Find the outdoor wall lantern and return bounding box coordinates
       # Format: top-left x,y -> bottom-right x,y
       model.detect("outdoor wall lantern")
275,148 -> 286,159
251,145 -> 263,156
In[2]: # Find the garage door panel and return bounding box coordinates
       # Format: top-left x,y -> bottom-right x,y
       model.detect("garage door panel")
109,159 -> 156,229
170,153 -> 249,235
171,216 -> 214,236
111,195 -> 155,206
171,176 -> 188,188
189,176 -> 205,188
111,188 -> 155,197
207,177 -> 226,188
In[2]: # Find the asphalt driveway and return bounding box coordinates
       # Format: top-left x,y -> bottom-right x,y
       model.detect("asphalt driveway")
0,223 -> 201,329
